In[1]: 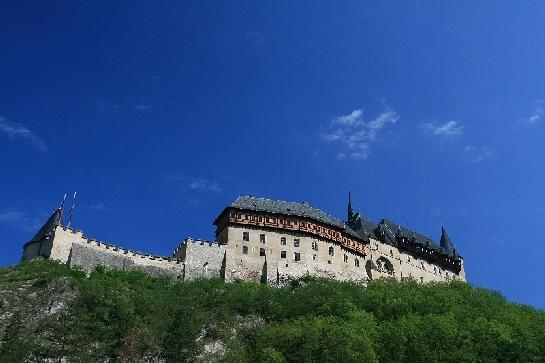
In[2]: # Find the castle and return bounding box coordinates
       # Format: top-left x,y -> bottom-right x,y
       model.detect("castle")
22,195 -> 466,284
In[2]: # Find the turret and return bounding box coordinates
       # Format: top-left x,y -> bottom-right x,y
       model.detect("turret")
440,226 -> 456,257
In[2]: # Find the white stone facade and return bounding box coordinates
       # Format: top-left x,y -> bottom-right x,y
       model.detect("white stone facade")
22,196 -> 466,284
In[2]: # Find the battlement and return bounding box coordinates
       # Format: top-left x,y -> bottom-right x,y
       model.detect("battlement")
22,195 -> 466,284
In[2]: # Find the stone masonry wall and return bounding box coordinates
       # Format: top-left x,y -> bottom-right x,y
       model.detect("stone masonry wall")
173,238 -> 226,280
223,225 -> 369,284
23,226 -> 185,278
22,220 -> 464,284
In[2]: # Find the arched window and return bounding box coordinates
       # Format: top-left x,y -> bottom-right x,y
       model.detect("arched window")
328,246 -> 334,256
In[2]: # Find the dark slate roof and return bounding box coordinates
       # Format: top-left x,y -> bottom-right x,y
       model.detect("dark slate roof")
378,219 -> 441,252
29,209 -> 62,243
348,213 -> 377,242
229,196 -> 362,239
440,226 -> 456,257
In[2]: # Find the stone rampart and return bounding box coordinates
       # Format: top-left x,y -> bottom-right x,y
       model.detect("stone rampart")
174,238 -> 226,280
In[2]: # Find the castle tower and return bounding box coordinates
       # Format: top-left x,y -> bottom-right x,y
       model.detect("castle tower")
440,226 -> 456,257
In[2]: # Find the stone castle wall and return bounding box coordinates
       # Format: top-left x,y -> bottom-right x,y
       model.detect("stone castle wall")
367,237 -> 465,282
221,225 -> 369,284
219,225 -> 464,284
173,238 -> 227,280
22,217 -> 464,284
23,226 -> 185,278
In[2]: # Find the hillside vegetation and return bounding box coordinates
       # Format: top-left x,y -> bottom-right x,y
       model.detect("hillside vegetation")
0,260 -> 544,362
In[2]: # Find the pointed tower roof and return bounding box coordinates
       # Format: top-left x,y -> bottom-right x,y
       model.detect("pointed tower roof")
28,208 -> 62,243
440,226 -> 456,257
347,191 -> 354,221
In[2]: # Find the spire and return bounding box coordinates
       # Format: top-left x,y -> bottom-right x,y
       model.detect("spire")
440,226 -> 456,257
28,208 -> 62,243
348,191 -> 354,221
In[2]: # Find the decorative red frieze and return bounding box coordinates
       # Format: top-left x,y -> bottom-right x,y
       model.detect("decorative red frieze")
223,209 -> 367,256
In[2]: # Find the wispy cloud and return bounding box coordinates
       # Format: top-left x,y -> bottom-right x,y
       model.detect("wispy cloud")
430,208 -> 442,217
0,116 -> 48,152
134,105 -> 151,111
0,210 -> 25,223
189,178 -> 222,193
245,30 -> 265,46
0,209 -> 44,232
421,120 -> 463,138
518,99 -> 544,124
464,145 -> 494,162
88,203 -> 111,213
322,106 -> 399,160
164,173 -> 223,193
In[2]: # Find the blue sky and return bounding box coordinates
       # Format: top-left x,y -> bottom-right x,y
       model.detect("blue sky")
1,2 -> 544,308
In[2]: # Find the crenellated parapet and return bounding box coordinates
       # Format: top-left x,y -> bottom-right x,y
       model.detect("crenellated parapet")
22,194 -> 466,284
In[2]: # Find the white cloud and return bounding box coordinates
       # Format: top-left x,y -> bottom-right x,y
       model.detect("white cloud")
332,109 -> 364,126
464,145 -> 493,162
0,116 -> 48,152
518,99 -> 544,124
88,203 -> 111,213
323,106 -> 399,160
245,30 -> 265,46
430,208 -> 442,217
165,173 -> 223,193
189,178 -> 222,193
0,209 -> 44,232
421,120 -> 463,137
134,105 -> 151,111
0,210 -> 25,223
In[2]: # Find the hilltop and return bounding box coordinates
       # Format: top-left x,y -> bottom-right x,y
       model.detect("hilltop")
0,260 -> 544,362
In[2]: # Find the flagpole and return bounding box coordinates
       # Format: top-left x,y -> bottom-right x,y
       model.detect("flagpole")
67,192 -> 77,229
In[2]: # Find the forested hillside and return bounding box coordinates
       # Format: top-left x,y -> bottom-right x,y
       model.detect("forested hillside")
1,260 -> 544,362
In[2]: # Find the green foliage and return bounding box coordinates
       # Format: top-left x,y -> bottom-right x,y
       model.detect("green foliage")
1,260 -> 545,362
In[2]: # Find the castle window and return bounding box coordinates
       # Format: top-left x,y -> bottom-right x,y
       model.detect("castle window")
408,256 -> 411,263
260,248 -> 266,257
343,254 -> 348,263
328,260 -> 332,264
243,232 -> 249,241
281,251 -> 286,258
328,246 -> 334,256
420,277 -> 424,283
294,252 -> 301,261
434,267 -> 437,273
280,237 -> 286,245
260,234 -> 266,243
242,246 -> 248,254
294,238 -> 300,247
421,262 -> 425,270
355,259 -> 360,267
390,249 -> 393,257
313,254 -> 316,261
312,241 -> 318,251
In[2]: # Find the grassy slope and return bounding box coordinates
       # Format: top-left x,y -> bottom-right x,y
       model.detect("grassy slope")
0,260 -> 544,362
